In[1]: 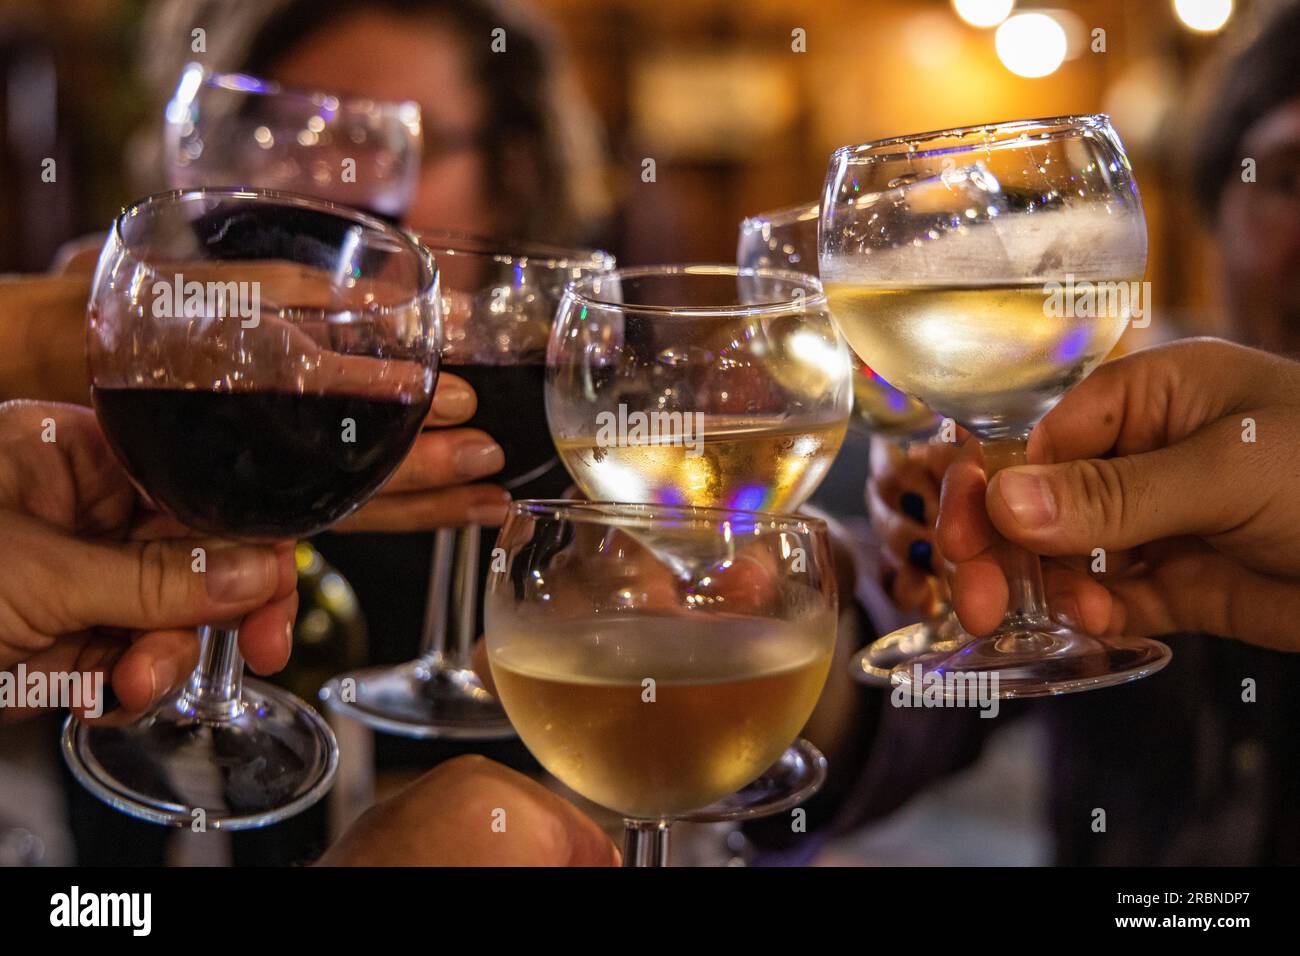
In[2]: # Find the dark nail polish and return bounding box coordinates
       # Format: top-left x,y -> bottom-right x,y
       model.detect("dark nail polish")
900,492 -> 926,524
908,539 -> 933,575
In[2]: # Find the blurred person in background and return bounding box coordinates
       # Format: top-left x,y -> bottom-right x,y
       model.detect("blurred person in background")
836,0 -> 1300,866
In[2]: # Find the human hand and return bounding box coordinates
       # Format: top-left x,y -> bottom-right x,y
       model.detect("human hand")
866,433 -> 963,612
938,338 -> 1300,651
0,402 -> 298,722
317,755 -> 619,866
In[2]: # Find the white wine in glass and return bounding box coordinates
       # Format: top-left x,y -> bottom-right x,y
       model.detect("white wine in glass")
485,502 -> 838,865
490,612 -> 833,819
820,114 -> 1171,697
822,280 -> 1139,434
554,417 -> 845,514
545,266 -> 849,823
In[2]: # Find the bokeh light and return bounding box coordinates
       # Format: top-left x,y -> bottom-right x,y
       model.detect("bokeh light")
995,13 -> 1068,78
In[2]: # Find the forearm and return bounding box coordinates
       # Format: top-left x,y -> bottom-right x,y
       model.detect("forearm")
0,275 -> 92,404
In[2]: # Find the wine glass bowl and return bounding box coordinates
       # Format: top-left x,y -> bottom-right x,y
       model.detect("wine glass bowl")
820,114 -> 1170,697
63,187 -> 442,827
546,265 -> 852,513
164,63 -> 422,221
484,501 -> 838,864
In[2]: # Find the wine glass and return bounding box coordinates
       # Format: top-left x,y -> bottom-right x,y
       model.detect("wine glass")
546,264 -> 850,820
164,62 -> 422,222
820,114 -> 1171,697
738,203 -> 967,686
63,187 -> 442,827
484,501 -> 838,866
320,234 -> 615,738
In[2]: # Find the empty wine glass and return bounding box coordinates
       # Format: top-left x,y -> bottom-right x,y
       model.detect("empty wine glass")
164,62 -> 422,221
820,114 -> 1171,697
63,187 -> 442,827
738,202 -> 966,686
485,501 -> 838,865
321,234 -> 614,738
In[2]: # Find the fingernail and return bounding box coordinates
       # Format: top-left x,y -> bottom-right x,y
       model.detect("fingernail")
432,378 -> 475,420
454,439 -> 505,479
907,539 -> 933,574
900,492 -> 926,524
997,471 -> 1056,529
206,547 -> 275,603
148,657 -> 179,701
467,492 -> 512,526
284,619 -> 295,659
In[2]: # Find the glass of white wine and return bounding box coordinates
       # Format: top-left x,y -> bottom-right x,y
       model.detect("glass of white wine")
738,203 -> 965,686
545,264 -> 850,819
820,114 -> 1171,697
485,501 -> 838,866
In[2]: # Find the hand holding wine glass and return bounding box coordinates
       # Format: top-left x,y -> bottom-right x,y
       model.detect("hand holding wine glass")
938,338 -> 1300,653
65,188 -> 441,829
0,402 -> 298,723
822,114 -> 1168,696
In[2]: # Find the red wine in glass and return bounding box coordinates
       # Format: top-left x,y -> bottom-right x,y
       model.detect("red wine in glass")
93,388 -> 429,538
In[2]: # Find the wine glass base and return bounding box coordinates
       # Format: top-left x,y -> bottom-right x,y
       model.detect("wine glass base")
680,737 -> 827,823
61,678 -> 338,830
320,658 -> 517,740
890,626 -> 1172,699
851,612 -> 971,687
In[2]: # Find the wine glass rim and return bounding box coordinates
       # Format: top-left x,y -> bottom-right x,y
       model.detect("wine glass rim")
565,264 -> 826,316
510,499 -> 828,535
831,113 -> 1114,162
411,228 -> 615,271
174,61 -> 421,119
111,186 -> 440,307
740,201 -> 820,231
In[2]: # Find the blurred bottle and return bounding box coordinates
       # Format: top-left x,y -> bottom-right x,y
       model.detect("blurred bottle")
276,542 -> 374,839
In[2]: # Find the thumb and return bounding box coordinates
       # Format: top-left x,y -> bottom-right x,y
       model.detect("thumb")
57,536 -> 283,632
985,421 -> 1249,554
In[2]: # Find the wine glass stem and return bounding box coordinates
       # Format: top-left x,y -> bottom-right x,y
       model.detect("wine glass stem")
179,622 -> 244,720
980,436 -> 1051,632
622,819 -> 671,867
417,526 -> 480,668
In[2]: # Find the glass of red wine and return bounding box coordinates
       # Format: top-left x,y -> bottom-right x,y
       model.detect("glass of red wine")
320,232 -> 613,738
164,62 -> 422,222
62,188 -> 442,828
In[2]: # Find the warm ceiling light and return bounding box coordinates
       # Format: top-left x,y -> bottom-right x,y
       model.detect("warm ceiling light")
1173,0 -> 1233,33
952,0 -> 1015,28
995,12 -> 1068,78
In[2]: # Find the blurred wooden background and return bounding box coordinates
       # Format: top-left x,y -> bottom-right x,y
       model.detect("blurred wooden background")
0,0 -> 1279,338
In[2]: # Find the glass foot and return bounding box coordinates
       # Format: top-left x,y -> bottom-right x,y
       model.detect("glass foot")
851,611 -> 970,687
62,678 -> 338,830
890,626 -> 1172,698
680,737 -> 826,823
320,656 -> 516,740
